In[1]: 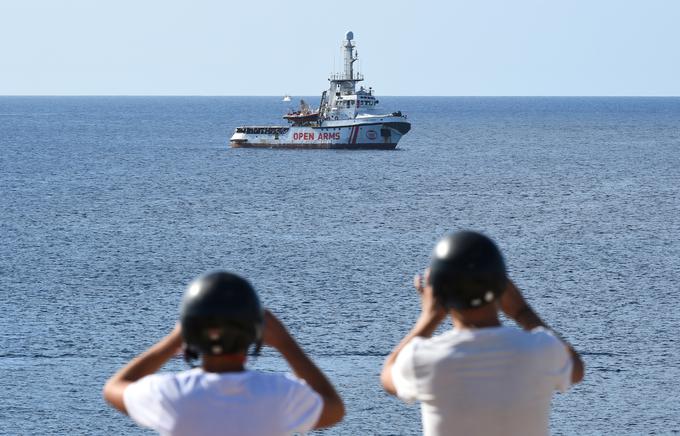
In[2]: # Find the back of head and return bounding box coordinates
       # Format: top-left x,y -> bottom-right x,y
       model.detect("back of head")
180,271 -> 264,357
429,231 -> 507,310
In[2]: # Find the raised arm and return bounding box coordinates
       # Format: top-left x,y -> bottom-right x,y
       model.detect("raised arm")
499,280 -> 584,384
102,325 -> 183,414
380,271 -> 447,395
262,310 -> 345,429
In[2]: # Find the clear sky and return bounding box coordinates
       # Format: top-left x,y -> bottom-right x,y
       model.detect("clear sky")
1,0 -> 679,96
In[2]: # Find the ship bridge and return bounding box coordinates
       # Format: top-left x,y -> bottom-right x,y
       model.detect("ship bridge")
328,72 -> 364,82
320,31 -> 380,119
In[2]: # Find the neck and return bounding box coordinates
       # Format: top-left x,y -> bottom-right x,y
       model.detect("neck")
201,353 -> 247,373
450,305 -> 502,330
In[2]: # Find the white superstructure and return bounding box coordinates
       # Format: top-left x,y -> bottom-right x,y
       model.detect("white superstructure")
230,32 -> 410,149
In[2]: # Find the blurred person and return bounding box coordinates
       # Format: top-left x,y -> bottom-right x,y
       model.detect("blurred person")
104,271 -> 344,435
381,231 -> 584,436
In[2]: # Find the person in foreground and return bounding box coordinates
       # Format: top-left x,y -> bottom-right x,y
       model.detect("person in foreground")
381,231 -> 584,436
103,271 -> 344,435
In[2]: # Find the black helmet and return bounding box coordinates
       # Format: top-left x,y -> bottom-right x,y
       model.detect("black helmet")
429,231 -> 507,309
180,272 -> 264,356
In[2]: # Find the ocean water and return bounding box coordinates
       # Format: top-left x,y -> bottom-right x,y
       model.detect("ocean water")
1,96 -> 679,435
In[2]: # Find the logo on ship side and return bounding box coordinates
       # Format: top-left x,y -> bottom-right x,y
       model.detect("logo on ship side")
293,132 -> 342,141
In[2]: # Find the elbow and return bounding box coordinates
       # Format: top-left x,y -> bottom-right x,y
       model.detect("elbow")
102,378 -> 129,414
380,366 -> 397,396
571,356 -> 585,385
316,395 -> 345,428
102,379 -> 115,405
329,396 -> 346,426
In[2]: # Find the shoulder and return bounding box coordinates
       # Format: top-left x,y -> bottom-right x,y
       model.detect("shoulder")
126,371 -> 177,394
407,329 -> 474,357
123,371 -> 195,431
250,372 -> 323,423
446,327 -> 568,364
393,334 -> 454,379
247,370 -> 304,386
125,370 -> 196,402
521,327 -> 571,368
488,326 -> 563,348
246,371 -> 320,398
394,336 -> 435,370
528,327 -> 567,350
391,334 -> 461,403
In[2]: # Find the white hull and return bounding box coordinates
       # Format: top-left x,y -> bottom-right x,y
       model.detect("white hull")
230,115 -> 410,150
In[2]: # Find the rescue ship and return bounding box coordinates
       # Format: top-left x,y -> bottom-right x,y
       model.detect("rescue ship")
230,31 -> 411,149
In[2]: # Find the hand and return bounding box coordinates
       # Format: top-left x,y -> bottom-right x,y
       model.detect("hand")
414,268 -> 446,324
166,323 -> 184,356
262,309 -> 294,351
498,280 -> 529,320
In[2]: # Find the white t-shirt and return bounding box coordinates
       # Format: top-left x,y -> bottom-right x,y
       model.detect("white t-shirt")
123,368 -> 323,436
392,326 -> 573,436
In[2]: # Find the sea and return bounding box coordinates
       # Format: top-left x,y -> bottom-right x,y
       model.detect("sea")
1,96 -> 679,435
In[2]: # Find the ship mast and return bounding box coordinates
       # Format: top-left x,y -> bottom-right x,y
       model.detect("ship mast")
343,31 -> 358,82
321,31 -> 364,118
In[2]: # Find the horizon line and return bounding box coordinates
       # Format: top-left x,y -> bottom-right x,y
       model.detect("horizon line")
1,94 -> 680,98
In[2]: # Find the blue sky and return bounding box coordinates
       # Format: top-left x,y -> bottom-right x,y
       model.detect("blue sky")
1,0 -> 679,96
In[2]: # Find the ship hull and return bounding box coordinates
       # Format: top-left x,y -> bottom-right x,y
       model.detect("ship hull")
231,142 -> 398,150
230,116 -> 410,150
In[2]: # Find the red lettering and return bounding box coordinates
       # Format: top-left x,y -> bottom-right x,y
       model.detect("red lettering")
293,131 -> 342,141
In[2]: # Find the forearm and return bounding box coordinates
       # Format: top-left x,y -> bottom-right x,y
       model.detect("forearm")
103,329 -> 182,413
502,281 -> 548,331
277,337 -> 336,398
276,336 -> 344,428
112,334 -> 180,382
512,303 -> 548,331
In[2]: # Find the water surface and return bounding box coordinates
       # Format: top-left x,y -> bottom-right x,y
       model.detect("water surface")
1,96 -> 679,434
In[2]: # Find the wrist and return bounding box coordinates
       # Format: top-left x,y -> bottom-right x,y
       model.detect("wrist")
150,334 -> 182,358
418,311 -> 442,324
414,312 -> 445,337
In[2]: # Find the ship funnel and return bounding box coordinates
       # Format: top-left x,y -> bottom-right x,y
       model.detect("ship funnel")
345,31 -> 354,41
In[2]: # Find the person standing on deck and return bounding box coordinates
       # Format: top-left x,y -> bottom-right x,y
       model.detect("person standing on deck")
381,231 -> 584,436
104,271 -> 344,435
